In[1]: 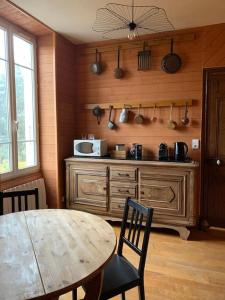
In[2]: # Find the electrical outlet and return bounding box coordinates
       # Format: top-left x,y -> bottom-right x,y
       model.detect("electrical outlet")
192,139 -> 200,150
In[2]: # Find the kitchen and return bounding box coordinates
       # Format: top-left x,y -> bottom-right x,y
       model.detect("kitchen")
0,0 -> 225,299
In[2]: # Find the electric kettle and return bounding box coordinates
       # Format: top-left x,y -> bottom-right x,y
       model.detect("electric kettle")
174,142 -> 188,161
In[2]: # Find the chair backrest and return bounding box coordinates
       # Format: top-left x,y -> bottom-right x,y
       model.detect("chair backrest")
0,188 -> 39,215
117,198 -> 153,278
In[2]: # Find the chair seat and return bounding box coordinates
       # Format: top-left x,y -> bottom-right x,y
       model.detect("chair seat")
100,254 -> 140,299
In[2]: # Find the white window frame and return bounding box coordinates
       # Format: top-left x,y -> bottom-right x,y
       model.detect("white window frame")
0,17 -> 40,181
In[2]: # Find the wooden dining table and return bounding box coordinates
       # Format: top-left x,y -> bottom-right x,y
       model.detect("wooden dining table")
0,209 -> 117,300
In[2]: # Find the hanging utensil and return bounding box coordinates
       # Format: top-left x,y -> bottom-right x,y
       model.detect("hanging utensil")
92,105 -> 103,125
138,42 -> 151,71
134,104 -> 144,124
90,49 -> 103,75
168,104 -> 177,130
181,103 -> 189,125
161,39 -> 182,74
114,47 -> 123,79
151,104 -> 157,122
108,105 -> 116,129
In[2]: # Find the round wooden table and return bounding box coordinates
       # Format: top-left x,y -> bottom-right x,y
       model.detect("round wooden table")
0,209 -> 116,300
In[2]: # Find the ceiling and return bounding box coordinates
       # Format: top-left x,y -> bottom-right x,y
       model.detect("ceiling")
10,0 -> 225,44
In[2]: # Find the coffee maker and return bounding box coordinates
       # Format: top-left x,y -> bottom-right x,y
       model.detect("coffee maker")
159,143 -> 168,161
174,142 -> 188,161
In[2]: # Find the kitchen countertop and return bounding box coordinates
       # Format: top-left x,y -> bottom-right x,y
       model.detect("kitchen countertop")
65,156 -> 199,168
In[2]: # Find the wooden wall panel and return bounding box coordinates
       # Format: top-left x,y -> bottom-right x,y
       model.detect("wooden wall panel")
74,32 -> 202,160
55,34 -> 77,207
37,34 -> 59,208
202,24 -> 225,68
1,0 -> 225,209
73,24 -> 225,161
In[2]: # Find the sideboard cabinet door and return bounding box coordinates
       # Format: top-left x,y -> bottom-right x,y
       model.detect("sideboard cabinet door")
139,168 -> 190,220
68,165 -> 108,212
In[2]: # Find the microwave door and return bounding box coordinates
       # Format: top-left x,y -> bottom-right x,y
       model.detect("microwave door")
76,142 -> 94,154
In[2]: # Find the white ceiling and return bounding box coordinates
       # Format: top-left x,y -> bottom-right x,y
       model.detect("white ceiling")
10,0 -> 225,44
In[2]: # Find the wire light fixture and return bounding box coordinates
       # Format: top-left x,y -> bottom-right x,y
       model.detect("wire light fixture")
93,0 -> 175,40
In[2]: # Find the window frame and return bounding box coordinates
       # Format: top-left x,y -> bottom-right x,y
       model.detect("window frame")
0,17 -> 40,181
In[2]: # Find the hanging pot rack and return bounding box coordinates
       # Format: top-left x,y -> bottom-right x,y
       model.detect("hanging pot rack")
84,99 -> 193,110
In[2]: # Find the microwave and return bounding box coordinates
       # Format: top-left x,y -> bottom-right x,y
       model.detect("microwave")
74,139 -> 108,157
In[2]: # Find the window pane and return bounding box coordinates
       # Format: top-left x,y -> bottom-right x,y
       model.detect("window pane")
15,65 -> 35,141
13,35 -> 33,68
0,60 -> 10,143
0,28 -> 7,60
18,141 -> 36,169
0,143 -> 11,173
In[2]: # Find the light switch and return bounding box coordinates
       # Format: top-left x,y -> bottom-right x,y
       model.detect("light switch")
192,139 -> 200,150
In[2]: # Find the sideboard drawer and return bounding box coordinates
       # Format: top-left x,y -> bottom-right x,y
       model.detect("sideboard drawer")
110,167 -> 137,182
110,184 -> 137,198
111,199 -> 126,213
110,198 -> 137,216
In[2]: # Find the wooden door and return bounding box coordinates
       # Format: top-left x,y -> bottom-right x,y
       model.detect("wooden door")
203,68 -> 225,227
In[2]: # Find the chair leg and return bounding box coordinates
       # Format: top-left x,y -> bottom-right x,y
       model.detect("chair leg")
121,291 -> 125,300
72,289 -> 77,300
138,284 -> 145,300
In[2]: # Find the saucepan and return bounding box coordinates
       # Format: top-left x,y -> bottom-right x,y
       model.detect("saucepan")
90,49 -> 103,75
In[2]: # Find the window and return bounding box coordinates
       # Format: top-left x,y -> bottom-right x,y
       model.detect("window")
0,19 -> 39,178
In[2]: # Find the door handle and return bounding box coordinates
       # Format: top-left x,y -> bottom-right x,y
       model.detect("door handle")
217,159 -> 222,166
206,158 -> 223,166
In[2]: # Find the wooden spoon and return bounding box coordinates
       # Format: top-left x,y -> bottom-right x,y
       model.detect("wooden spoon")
181,103 -> 189,125
168,104 -> 177,130
151,104 -> 157,122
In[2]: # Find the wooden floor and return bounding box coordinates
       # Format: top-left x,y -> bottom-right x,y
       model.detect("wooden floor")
60,226 -> 225,300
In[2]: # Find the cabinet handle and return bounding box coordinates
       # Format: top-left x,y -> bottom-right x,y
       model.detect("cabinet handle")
118,189 -> 130,193
118,204 -> 124,208
103,187 -> 107,191
118,173 -> 129,177
141,191 -> 145,195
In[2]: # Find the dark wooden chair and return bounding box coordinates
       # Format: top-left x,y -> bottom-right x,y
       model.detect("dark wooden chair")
72,198 -> 153,300
0,188 -> 39,215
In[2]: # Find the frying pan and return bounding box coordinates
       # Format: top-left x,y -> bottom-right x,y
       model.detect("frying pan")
161,39 -> 182,74
90,49 -> 103,75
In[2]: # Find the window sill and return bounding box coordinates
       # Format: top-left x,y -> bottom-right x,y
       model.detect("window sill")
0,163 -> 41,182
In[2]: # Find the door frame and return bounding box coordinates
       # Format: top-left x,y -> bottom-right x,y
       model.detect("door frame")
201,67 -> 225,225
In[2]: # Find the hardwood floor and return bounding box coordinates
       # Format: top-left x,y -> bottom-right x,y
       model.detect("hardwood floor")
60,226 -> 225,300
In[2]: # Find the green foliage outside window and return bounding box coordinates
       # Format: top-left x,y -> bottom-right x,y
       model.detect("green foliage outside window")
0,66 -> 25,173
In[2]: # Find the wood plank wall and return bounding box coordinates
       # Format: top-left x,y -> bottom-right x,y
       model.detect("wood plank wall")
1,0 -> 225,208
74,24 -> 225,161
37,34 -> 59,208
55,34 -> 77,207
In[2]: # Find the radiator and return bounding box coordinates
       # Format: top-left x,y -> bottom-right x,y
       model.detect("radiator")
3,178 -> 48,214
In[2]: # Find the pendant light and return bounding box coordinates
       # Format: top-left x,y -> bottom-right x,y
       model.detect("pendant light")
93,0 -> 174,40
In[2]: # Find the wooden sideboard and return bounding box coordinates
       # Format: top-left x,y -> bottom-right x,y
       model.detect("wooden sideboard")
65,157 -> 199,239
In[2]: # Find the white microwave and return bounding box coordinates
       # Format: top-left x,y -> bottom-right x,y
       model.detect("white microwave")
74,139 -> 108,157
